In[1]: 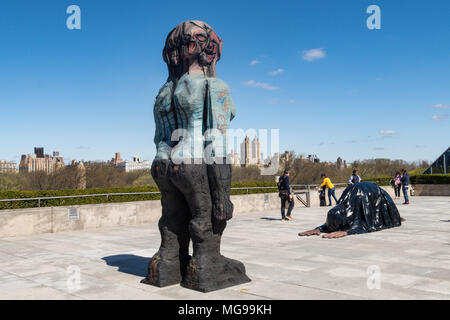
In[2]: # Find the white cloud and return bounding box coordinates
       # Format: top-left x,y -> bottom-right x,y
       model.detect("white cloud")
269,68 -> 284,76
380,130 -> 396,135
241,80 -> 279,91
432,114 -> 449,121
432,104 -> 450,109
302,48 -> 326,62
249,59 -> 260,66
289,99 -> 296,104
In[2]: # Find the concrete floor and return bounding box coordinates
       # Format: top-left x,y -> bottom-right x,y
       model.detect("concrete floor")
0,196 -> 449,300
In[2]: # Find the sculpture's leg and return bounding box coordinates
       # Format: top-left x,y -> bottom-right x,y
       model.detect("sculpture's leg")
207,162 -> 234,234
141,160 -> 191,287
170,162 -> 250,292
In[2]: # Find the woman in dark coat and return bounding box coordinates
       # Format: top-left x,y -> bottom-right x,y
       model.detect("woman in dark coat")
299,181 -> 404,239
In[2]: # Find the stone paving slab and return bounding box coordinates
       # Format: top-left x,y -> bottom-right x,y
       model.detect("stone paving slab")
0,196 -> 449,300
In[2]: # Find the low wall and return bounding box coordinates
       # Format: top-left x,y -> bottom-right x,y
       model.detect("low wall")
0,193 -> 281,238
412,184 -> 450,196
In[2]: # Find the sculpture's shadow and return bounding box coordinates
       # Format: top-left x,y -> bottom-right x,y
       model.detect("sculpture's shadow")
260,217 -> 283,221
102,254 -> 149,277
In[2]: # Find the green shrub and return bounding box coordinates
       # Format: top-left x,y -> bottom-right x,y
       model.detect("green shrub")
365,174 -> 450,186
0,183 -> 279,210
410,174 -> 450,184
3,175 -> 448,210
0,186 -> 160,210
230,182 -> 278,195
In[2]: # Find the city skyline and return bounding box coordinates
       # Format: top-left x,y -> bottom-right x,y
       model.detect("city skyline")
0,0 -> 449,163
1,142 -> 432,169
0,138 -> 445,168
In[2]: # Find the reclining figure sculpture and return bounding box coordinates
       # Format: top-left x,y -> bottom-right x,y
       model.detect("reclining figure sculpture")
141,21 -> 251,292
299,181 -> 404,239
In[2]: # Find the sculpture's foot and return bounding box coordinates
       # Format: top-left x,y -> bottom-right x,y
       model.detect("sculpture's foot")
181,255 -> 251,293
141,253 -> 183,288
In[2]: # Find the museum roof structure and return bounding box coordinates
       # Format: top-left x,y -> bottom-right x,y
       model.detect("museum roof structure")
424,146 -> 450,174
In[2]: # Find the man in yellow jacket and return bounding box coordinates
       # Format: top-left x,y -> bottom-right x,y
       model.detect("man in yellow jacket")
319,173 -> 338,206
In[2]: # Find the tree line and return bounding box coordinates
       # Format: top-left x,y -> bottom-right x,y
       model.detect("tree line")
231,151 -> 429,185
0,162 -> 152,191
0,155 -> 429,191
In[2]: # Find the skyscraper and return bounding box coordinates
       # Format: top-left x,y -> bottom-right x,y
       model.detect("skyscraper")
239,136 -> 262,167
252,137 -> 261,165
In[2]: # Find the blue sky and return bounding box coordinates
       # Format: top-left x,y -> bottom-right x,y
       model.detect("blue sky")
0,0 -> 449,164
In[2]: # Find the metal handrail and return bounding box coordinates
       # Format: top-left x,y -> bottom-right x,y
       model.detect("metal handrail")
291,183 -> 349,208
0,192 -> 162,202
291,183 -> 349,188
230,186 -> 278,195
0,183 -> 350,208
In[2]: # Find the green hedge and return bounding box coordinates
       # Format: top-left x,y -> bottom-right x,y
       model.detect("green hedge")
0,183 -> 278,210
230,182 -> 278,195
366,174 -> 450,186
0,186 -> 161,210
3,175 -> 448,210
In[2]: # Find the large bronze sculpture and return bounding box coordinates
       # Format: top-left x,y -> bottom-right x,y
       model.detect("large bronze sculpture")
141,21 -> 251,292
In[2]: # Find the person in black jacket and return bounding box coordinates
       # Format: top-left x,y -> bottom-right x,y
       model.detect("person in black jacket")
400,169 -> 410,204
278,170 -> 294,221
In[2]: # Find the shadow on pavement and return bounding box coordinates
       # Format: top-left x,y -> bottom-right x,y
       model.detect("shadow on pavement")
260,217 -> 282,221
102,254 -> 150,277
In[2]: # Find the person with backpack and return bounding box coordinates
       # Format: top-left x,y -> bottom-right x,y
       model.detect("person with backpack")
278,170 -> 294,221
390,172 -> 402,199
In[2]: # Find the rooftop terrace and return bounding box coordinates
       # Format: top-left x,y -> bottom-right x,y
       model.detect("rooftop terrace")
0,196 -> 449,300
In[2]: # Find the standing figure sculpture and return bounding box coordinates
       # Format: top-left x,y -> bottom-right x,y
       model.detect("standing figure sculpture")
141,21 -> 251,292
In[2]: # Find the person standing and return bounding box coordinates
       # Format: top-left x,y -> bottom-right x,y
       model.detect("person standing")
392,172 -> 402,199
278,170 -> 294,221
319,173 -> 338,206
400,169 -> 410,204
348,170 -> 361,185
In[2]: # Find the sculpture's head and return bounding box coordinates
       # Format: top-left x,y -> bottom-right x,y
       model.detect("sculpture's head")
163,20 -> 223,79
